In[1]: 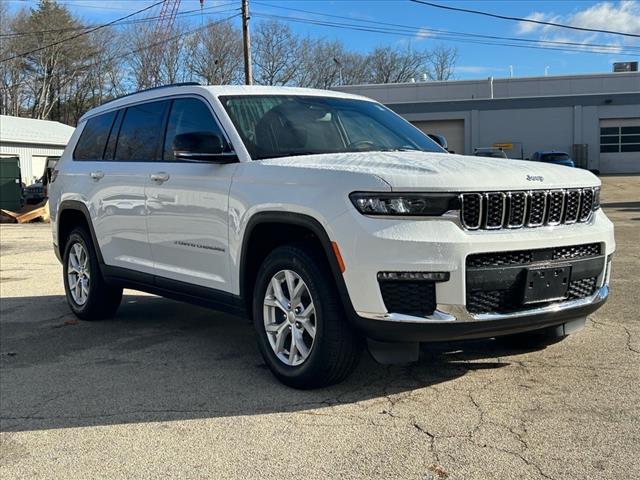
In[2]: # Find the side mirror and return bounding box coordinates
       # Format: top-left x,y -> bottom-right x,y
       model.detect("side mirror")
173,132 -> 237,163
427,133 -> 449,151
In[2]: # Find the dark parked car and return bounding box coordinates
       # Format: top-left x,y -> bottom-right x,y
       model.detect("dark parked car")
530,150 -> 575,168
474,147 -> 508,159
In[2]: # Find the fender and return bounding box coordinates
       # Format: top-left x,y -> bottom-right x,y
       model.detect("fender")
57,200 -> 105,265
239,211 -> 358,320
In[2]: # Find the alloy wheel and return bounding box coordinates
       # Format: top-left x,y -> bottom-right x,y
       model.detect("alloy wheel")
67,242 -> 90,305
263,269 -> 317,366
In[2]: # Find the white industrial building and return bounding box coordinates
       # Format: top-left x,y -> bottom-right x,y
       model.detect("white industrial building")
336,72 -> 640,174
0,115 -> 75,184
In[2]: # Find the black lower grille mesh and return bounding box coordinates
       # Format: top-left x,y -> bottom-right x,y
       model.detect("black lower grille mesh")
466,276 -> 598,314
379,280 -> 436,317
553,243 -> 601,260
567,277 -> 598,300
467,243 -> 601,268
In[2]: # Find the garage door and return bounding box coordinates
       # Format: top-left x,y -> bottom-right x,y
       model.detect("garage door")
599,118 -> 640,174
30,156 -> 49,184
412,119 -> 465,154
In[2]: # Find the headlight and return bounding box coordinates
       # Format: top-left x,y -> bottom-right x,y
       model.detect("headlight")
349,192 -> 459,216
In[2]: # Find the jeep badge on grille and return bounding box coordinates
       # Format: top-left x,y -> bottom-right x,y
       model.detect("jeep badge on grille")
526,175 -> 544,182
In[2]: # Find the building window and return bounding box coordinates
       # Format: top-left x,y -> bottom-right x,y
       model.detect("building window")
600,125 -> 640,153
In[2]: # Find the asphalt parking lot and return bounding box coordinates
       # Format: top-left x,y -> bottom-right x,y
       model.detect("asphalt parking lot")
1,176 -> 638,480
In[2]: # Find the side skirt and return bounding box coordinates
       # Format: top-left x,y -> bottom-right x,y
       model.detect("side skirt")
102,265 -> 248,318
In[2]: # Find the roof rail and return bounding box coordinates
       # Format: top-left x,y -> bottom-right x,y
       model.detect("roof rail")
100,82 -> 202,106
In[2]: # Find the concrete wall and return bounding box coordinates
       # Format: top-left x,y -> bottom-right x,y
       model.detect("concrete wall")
336,72 -> 640,103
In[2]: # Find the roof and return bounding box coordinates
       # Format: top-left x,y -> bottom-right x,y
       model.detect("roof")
334,71 -> 640,104
80,84 -> 372,123
0,115 -> 75,146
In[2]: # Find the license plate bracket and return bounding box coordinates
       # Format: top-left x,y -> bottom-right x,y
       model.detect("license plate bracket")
522,265 -> 571,304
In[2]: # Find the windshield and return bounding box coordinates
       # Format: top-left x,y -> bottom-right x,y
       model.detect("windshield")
219,95 -> 444,160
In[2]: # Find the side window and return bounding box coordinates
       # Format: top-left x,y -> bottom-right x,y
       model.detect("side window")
163,98 -> 229,161
103,109 -> 124,161
114,100 -> 169,161
73,111 -> 116,161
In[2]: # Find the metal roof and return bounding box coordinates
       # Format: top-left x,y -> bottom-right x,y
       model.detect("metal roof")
0,115 -> 75,146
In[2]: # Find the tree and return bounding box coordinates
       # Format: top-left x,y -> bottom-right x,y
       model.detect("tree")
366,46 -> 427,84
185,20 -> 243,85
0,6 -> 29,116
425,44 -> 458,81
9,0 -> 94,120
253,20 -> 302,86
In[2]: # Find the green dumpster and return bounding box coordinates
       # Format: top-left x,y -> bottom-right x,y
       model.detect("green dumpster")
0,157 -> 23,211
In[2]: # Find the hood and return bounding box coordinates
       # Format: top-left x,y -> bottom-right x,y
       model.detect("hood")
260,151 -> 599,191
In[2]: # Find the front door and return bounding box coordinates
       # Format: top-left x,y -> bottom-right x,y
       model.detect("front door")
146,97 -> 235,291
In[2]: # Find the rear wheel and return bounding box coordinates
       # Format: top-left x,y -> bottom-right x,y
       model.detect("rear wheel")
63,227 -> 122,320
253,244 -> 362,389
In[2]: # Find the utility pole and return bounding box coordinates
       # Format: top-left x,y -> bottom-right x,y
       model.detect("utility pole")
242,0 -> 253,85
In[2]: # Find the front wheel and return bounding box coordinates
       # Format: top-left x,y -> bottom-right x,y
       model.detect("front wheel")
63,227 -> 122,320
253,244 -> 362,389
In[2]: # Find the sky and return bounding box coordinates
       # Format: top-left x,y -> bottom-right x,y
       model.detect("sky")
5,0 -> 640,80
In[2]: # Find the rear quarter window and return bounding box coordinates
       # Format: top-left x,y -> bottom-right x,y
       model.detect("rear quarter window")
73,111 -> 117,160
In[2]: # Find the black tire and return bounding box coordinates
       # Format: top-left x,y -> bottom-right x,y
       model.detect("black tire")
63,227 -> 122,320
252,244 -> 362,389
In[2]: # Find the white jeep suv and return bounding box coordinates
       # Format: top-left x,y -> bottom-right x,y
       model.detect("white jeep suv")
49,83 -> 615,388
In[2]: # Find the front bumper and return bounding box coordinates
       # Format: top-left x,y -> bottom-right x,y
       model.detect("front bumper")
354,285 -> 609,342
328,207 -> 615,342
330,208 -> 615,313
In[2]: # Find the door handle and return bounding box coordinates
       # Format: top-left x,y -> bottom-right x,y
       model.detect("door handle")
150,172 -> 170,183
90,171 -> 104,180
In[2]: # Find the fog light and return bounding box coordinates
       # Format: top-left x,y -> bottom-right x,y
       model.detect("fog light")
377,271 -> 450,282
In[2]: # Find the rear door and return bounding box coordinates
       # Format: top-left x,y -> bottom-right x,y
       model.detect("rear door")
79,100 -> 169,275
145,96 -> 236,291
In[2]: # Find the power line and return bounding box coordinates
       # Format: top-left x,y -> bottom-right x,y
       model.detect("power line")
410,0 -> 640,39
1,0 -> 165,63
254,1 -> 640,54
0,2 -> 238,38
252,12 -> 640,57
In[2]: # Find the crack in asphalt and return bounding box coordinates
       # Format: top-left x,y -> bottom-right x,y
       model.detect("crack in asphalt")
591,318 -> 639,355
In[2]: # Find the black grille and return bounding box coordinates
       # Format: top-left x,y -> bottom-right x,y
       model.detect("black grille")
579,189 -> 594,221
467,251 -> 534,268
467,288 -> 521,314
461,193 -> 482,229
528,191 -> 546,226
466,277 -> 597,314
552,243 -> 601,260
460,188 -> 597,230
567,277 -> 598,299
485,193 -> 505,229
467,243 -> 601,268
564,190 -> 581,223
507,192 -> 526,227
379,280 -> 436,317
547,190 -> 564,224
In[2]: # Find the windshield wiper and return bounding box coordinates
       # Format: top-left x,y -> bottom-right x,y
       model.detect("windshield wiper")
378,147 -> 422,152
256,151 -> 324,160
